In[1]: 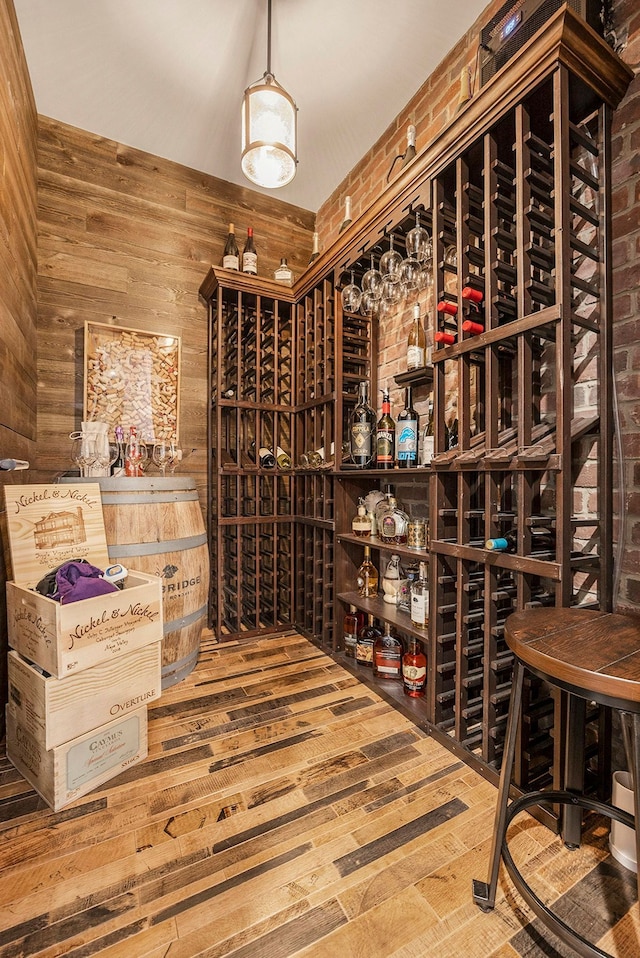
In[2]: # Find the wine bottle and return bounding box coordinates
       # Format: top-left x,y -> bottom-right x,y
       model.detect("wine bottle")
356,546 -> 378,597
485,530 -> 518,552
258,446 -> 276,468
435,330 -> 456,345
274,258 -> 293,283
111,424 -> 125,476
462,319 -> 484,336
308,231 -> 320,265
400,124 -> 417,170
421,399 -> 435,466
124,426 -> 142,477
447,417 -> 459,450
376,388 -> 395,469
339,195 -> 353,234
373,624 -> 403,680
407,303 -> 427,370
275,446 -> 291,469
350,381 -> 376,468
242,227 -> 258,275
402,638 -> 427,697
396,386 -> 419,468
410,561 -> 429,630
222,223 -> 240,270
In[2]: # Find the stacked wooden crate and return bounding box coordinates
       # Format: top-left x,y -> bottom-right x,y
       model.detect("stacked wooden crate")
3,483 -> 163,810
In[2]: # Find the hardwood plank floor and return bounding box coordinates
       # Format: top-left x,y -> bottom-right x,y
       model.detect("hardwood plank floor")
0,631 -> 638,957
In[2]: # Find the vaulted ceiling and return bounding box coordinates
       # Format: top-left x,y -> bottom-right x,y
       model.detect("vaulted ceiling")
14,0 -> 488,211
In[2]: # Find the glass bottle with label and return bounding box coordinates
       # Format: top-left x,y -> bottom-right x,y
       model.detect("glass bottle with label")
421,399 -> 435,466
222,223 -> 239,270
402,637 -> 427,697
410,561 -> 429,630
356,615 -> 380,667
343,609 -> 359,659
373,624 -> 403,680
376,388 -> 395,469
274,258 -> 293,283
350,381 -> 376,468
339,195 -> 353,234
356,546 -> 378,597
379,495 -> 409,544
308,231 -> 320,265
382,554 -> 407,605
352,498 -> 372,537
396,386 -> 419,468
407,302 -> 427,370
111,424 -> 126,476
124,426 -> 143,477
242,227 -> 258,274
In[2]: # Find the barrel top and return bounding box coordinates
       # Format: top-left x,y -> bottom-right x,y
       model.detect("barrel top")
505,608 -> 640,709
59,476 -> 197,491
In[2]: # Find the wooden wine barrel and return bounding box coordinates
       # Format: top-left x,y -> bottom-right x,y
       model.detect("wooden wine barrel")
61,476 -> 209,688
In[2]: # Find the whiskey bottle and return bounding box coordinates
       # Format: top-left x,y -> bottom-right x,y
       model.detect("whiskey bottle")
410,561 -> 429,630
343,609 -> 359,659
407,303 -> 427,370
356,546 -> 379,597
376,388 -> 395,469
396,386 -> 419,468
356,615 -> 381,667
373,624 -> 403,680
420,399 -> 435,466
222,223 -> 240,270
402,637 -> 427,697
378,495 -> 409,544
350,381 -> 376,468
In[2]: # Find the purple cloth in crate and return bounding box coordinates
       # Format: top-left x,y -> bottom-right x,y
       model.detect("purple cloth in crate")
53,561 -> 119,604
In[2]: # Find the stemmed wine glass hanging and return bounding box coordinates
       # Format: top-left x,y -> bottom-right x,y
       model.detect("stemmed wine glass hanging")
341,270 -> 362,312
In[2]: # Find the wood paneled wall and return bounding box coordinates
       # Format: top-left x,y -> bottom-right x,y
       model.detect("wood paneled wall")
35,117 -> 315,509
0,1 -> 39,734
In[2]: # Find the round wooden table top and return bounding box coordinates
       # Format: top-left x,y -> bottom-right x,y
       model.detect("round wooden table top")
505,607 -> 640,711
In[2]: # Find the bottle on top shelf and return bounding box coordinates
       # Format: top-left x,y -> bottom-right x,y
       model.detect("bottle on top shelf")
401,124 -> 417,170
402,637 -> 427,697
374,484 -> 395,533
407,303 -> 427,370
396,385 -> 419,468
356,546 -> 379,597
410,561 -> 429,631
222,223 -> 240,271
350,381 -> 376,468
308,231 -> 320,265
111,424 -> 125,476
373,624 -> 403,680
420,399 -> 435,466
274,258 -> 293,283
242,227 -> 258,275
339,195 -> 353,234
352,498 -> 372,537
376,388 -> 395,469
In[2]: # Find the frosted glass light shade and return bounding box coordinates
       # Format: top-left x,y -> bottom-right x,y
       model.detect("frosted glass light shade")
241,76 -> 297,189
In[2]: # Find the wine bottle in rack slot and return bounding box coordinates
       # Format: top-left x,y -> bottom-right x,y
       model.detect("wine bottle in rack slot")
350,381 -> 376,468
275,446 -> 291,468
242,227 -> 258,275
407,303 -> 427,370
396,386 -> 419,468
376,388 -> 395,469
420,399 -> 435,466
223,223 -> 240,270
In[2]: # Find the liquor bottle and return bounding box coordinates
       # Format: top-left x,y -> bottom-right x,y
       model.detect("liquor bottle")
308,231 -> 320,265
410,561 -> 429,630
350,381 -> 376,468
343,609 -> 359,659
339,195 -> 353,234
356,616 -> 381,668
373,624 -> 403,680
275,446 -> 291,468
249,441 -> 276,468
274,258 -> 293,283
111,424 -> 126,476
407,303 -> 427,370
486,528 -> 554,554
396,386 -> 419,468
374,484 -> 395,534
382,554 -> 407,605
447,417 -> 459,450
402,637 -> 427,697
485,530 -> 517,552
421,399 -> 435,466
356,546 -> 379,597
376,388 -> 395,469
222,223 -> 240,270
352,499 -> 372,537
242,227 -> 258,274
378,495 -> 409,544
124,426 -> 142,477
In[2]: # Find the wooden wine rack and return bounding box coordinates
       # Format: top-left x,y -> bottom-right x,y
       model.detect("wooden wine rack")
201,8 -> 632,819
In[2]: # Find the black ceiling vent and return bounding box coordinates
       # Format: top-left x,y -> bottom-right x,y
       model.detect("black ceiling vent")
479,0 -> 604,88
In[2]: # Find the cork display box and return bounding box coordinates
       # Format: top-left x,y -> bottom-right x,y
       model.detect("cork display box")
7,642 -> 161,749
4,483 -> 164,677
6,705 -> 148,812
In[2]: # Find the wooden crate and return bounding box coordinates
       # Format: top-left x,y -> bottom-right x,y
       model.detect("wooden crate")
8,642 -> 161,749
6,705 -> 148,811
3,483 -> 163,677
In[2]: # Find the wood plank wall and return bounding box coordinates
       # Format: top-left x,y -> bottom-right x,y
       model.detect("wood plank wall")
35,117 -> 315,510
0,1 -> 39,736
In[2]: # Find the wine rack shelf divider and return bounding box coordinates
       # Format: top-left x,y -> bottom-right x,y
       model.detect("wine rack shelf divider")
200,7 -> 632,820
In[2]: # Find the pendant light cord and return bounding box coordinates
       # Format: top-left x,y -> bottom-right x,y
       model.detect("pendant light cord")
266,0 -> 272,77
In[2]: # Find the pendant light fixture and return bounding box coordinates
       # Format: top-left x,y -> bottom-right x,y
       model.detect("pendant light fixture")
241,0 -> 298,189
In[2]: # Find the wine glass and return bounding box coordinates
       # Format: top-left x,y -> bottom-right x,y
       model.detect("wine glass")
399,255 -> 421,294
360,289 -> 380,316
379,234 -> 402,282
70,435 -> 96,478
93,434 -> 118,476
406,211 -> 432,263
381,274 -> 404,307
153,441 -> 170,477
361,253 -> 383,301
167,441 -> 182,474
341,271 -> 362,312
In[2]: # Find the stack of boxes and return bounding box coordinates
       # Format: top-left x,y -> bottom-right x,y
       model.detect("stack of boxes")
3,483 -> 164,810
